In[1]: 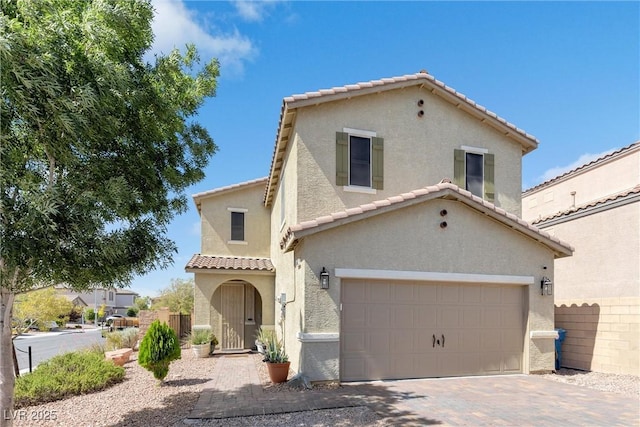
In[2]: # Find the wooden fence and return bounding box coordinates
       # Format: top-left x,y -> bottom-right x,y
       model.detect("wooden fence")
169,313 -> 191,338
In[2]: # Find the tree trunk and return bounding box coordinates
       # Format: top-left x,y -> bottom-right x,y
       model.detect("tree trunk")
0,288 -> 16,427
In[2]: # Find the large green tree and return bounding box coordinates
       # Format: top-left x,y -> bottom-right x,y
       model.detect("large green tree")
151,278 -> 194,315
0,0 -> 219,420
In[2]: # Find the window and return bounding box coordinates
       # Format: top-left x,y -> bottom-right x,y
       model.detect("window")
454,148 -> 494,202
108,291 -> 114,302
231,211 -> 245,241
336,129 -> 383,190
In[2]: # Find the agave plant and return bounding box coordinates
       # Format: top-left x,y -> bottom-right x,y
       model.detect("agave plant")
262,335 -> 288,363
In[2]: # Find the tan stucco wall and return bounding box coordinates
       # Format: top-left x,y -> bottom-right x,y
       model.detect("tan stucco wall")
199,182 -> 271,257
193,272 -> 275,348
284,199 -> 557,381
556,297 -> 639,375
543,202 -> 639,300
522,145 -> 639,222
291,85 -> 524,224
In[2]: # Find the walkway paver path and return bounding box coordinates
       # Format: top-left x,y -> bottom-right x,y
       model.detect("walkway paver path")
188,354 -> 640,426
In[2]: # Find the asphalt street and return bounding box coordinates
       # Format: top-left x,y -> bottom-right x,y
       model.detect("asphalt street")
13,328 -> 106,373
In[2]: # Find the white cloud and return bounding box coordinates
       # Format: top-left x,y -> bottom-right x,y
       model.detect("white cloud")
232,0 -> 285,22
149,0 -> 256,76
537,148 -> 617,183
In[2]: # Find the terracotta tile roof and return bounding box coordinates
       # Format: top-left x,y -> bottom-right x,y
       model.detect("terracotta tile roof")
280,181 -> 573,258
185,255 -> 275,272
264,71 -> 540,206
523,141 -> 640,195
532,185 -> 640,225
193,177 -> 268,205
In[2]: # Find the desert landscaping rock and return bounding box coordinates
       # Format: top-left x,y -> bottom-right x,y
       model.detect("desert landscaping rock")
12,348 -> 638,426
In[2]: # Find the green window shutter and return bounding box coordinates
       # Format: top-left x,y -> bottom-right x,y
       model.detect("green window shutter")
484,153 -> 495,203
453,149 -> 465,188
372,136 -> 384,190
336,132 -> 348,186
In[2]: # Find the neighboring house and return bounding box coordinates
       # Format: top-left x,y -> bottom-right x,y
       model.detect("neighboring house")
187,71 -> 573,382
55,286 -> 139,316
114,289 -> 140,315
522,142 -> 639,375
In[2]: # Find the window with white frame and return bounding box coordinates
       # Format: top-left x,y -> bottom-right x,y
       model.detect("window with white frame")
228,208 -> 247,243
454,146 -> 495,202
336,128 -> 384,190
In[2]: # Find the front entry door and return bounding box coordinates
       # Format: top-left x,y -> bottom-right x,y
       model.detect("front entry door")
221,283 -> 244,350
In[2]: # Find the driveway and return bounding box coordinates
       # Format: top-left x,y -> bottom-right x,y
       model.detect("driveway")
189,355 -> 639,426
353,374 -> 639,426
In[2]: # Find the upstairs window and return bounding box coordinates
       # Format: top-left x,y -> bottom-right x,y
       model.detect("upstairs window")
230,210 -> 245,242
336,129 -> 384,190
454,147 -> 495,202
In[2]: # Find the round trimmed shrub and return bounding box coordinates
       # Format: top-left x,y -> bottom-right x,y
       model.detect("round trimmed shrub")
138,320 -> 181,381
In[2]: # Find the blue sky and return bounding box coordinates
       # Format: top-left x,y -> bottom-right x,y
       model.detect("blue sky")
130,0 -> 639,297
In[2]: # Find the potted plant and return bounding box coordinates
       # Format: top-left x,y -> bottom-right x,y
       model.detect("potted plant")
190,326 -> 215,358
254,327 -> 276,354
262,335 -> 290,383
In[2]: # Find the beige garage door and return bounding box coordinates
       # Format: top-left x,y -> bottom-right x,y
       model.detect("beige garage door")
341,279 -> 524,381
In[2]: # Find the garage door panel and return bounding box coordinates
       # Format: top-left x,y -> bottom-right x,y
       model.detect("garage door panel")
368,307 -> 390,327
463,285 -> 482,303
392,306 -> 415,328
503,352 -> 523,372
343,281 -> 366,302
482,286 -> 502,303
482,308 -> 501,328
369,333 -> 390,354
417,308 -> 437,327
391,330 -> 414,352
343,304 -> 366,328
342,279 -> 524,381
439,285 -> 460,304
440,307 -> 461,327
368,282 -> 390,302
416,285 -> 437,302
394,283 -> 416,302
342,332 -> 366,353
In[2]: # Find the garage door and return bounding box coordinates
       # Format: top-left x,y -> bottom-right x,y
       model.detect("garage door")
341,279 -> 524,381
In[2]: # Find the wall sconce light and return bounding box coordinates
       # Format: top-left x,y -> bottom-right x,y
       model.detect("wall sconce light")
320,267 -> 330,289
541,277 -> 553,296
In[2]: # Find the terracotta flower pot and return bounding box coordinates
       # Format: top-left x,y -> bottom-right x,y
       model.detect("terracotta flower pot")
266,361 -> 290,383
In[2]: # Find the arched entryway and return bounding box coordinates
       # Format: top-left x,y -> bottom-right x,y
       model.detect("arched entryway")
213,280 -> 263,350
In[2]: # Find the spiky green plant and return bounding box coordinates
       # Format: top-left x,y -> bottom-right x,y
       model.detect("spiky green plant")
138,321 -> 181,381
262,335 -> 288,363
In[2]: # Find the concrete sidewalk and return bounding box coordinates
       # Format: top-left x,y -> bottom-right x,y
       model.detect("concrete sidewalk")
188,353 -> 640,426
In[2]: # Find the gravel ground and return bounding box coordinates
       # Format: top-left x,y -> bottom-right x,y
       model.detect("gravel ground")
12,348 -> 638,427
541,367 -> 639,397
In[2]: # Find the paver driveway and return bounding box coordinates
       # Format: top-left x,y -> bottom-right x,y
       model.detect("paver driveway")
189,354 -> 639,426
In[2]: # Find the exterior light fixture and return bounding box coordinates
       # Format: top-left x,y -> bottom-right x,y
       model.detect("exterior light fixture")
320,267 -> 330,289
541,277 -> 553,296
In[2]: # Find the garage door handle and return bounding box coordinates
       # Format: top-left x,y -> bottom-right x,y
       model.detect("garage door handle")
442,334 -> 445,348
432,334 -> 436,348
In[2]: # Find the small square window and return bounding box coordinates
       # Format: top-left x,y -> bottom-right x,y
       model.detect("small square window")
231,211 -> 244,241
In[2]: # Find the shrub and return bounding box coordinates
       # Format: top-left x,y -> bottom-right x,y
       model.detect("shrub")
105,328 -> 139,351
85,308 -> 95,323
189,327 -> 213,345
138,320 -> 181,381
126,306 -> 139,317
14,350 -> 124,407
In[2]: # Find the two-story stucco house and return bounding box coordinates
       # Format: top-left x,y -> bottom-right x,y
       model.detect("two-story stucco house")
522,142 -> 639,375
187,71 -> 573,382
